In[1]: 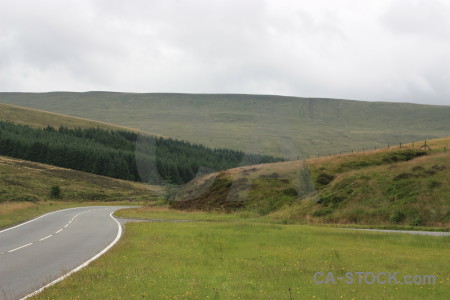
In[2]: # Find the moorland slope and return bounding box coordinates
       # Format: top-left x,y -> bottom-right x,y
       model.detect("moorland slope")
171,137 -> 450,227
1,92 -> 449,157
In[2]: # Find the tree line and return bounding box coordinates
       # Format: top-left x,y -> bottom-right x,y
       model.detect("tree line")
0,121 -> 281,184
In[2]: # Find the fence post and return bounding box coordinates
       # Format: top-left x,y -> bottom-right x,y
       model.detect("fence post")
388,144 -> 390,149
400,143 -> 402,148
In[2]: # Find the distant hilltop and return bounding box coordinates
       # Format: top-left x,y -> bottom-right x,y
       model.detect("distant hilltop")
1,92 -> 449,157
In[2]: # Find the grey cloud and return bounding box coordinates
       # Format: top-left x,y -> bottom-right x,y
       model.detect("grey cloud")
0,0 -> 449,105
382,0 -> 450,40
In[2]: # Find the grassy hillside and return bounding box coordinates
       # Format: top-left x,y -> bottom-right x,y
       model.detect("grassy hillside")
0,121 -> 281,184
165,137 -> 450,227
0,155 -> 160,205
1,92 -> 449,158
0,102 -> 159,135
0,154 -> 161,229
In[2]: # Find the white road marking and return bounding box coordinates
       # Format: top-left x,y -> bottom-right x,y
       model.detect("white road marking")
1,208 -> 103,257
0,207 -> 90,235
8,243 -> 33,253
39,235 -> 53,241
20,211 -> 123,300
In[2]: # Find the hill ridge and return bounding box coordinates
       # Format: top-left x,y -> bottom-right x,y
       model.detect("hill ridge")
1,92 -> 449,157
0,102 -> 162,136
3,91 -> 449,107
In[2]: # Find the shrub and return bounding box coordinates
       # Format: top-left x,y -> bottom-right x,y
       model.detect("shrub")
49,185 -> 62,199
382,150 -> 427,163
316,173 -> 334,185
347,209 -> 365,223
411,166 -> 425,172
393,173 -> 414,181
312,207 -> 333,217
431,165 -> 446,171
424,169 -> 436,176
428,180 -> 441,189
389,211 -> 406,223
282,187 -> 298,197
259,172 -> 280,179
316,194 -> 344,206
410,217 -> 423,226
164,184 -> 179,202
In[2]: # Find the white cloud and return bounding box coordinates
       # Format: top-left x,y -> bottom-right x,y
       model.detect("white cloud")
0,0 -> 449,105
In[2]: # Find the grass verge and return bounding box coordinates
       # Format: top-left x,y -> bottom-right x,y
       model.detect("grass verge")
0,201 -> 136,230
114,205 -> 257,222
32,222 -> 450,299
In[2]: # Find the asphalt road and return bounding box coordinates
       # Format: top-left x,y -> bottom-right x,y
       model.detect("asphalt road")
346,228 -> 450,236
0,206 -> 127,300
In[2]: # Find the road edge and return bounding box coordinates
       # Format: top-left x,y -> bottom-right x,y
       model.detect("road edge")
343,228 -> 450,236
19,211 -> 123,300
0,207 -> 84,234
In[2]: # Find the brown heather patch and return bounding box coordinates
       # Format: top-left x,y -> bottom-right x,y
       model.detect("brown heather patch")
0,201 -> 35,214
168,137 -> 450,227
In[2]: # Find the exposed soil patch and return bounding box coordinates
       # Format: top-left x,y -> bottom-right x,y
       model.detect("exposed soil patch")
171,174 -> 244,212
394,164 -> 447,181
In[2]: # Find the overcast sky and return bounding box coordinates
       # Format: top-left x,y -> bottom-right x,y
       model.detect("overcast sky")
0,0 -> 449,105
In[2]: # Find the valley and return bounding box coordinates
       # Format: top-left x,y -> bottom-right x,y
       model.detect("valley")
0,98 -> 448,300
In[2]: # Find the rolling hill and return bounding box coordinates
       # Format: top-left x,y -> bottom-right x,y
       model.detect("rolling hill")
0,154 -> 160,204
0,153 -> 162,230
1,92 -> 448,227
170,137 -> 450,227
0,121 -> 281,184
0,102 -> 160,134
1,92 -> 449,158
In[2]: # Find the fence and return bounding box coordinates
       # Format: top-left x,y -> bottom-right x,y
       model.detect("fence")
298,139 -> 448,160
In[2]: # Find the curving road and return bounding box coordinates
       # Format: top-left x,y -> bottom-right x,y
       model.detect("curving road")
0,206 -> 127,300
345,228 -> 450,236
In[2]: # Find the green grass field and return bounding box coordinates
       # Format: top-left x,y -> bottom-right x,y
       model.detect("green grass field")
1,92 -> 449,157
1,95 -> 448,299
115,205 -> 450,233
32,221 -> 450,299
115,205 -> 256,222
